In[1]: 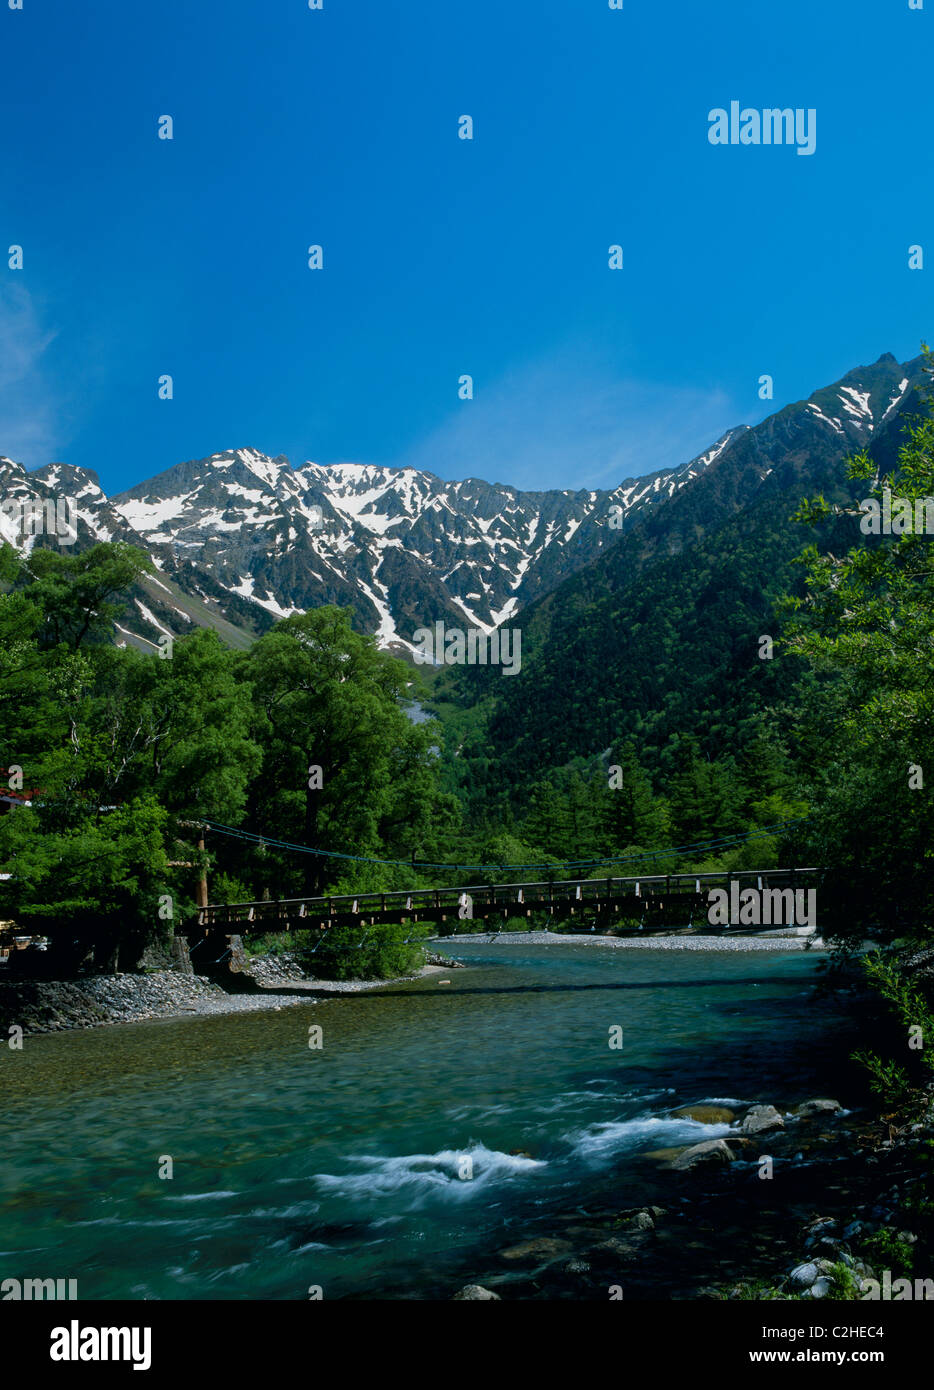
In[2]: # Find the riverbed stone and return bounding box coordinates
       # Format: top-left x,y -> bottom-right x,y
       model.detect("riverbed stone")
667,1139 -> 735,1171
722,1135 -> 756,1152
626,1210 -> 655,1231
795,1099 -> 843,1117
499,1236 -> 573,1262
452,1284 -> 501,1300
595,1236 -> 643,1257
671,1104 -> 735,1124
741,1104 -> 785,1135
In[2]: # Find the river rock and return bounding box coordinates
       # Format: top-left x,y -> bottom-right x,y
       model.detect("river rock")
671,1104 -> 735,1124
626,1210 -> 655,1231
499,1236 -> 573,1262
596,1236 -> 642,1257
796,1099 -> 843,1117
667,1139 -> 735,1171
643,1147 -> 688,1163
809,1276 -> 833,1298
789,1261 -> 819,1288
741,1104 -> 784,1135
452,1284 -> 501,1300
803,1217 -> 837,1247
722,1135 -> 756,1152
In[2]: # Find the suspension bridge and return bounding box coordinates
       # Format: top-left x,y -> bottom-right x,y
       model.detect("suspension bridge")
192,868 -> 819,937
178,817 -> 818,967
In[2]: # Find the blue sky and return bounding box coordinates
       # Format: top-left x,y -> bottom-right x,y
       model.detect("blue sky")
1,0 -> 931,496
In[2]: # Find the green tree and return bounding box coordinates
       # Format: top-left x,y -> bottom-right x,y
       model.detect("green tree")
666,736 -> 748,845
0,547 -> 263,970
596,743 -> 672,859
782,349 -> 934,947
23,542 -> 153,649
242,607 -> 458,898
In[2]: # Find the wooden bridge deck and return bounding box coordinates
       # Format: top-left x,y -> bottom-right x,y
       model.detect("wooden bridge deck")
195,868 -> 819,934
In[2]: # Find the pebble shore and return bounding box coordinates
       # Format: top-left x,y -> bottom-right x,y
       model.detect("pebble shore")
434,929 -> 824,951
0,959 -> 450,1035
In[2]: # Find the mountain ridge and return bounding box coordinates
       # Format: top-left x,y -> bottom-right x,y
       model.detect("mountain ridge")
0,427 -> 751,652
0,351 -> 922,659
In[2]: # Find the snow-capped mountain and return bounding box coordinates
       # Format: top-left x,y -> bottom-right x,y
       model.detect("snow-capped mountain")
0,352 -> 922,655
102,432 -> 749,651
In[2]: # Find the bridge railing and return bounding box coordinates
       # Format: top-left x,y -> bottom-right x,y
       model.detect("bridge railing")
196,868 -> 819,929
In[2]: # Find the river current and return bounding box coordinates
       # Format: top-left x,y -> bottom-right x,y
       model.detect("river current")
1,940 -> 858,1300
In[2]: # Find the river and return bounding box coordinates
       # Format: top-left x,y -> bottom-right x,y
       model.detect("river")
0,940 -> 859,1300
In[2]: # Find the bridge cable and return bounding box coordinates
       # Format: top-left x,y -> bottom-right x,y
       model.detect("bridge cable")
196,816 -> 809,875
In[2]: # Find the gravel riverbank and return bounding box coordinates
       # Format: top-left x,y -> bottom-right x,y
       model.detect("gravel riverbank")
433,929 -> 824,951
0,958 -> 452,1035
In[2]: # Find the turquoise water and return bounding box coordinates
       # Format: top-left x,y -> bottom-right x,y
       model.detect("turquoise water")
0,942 -> 855,1299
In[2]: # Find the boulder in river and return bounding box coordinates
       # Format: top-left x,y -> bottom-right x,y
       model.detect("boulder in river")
667,1139 -> 736,1171
671,1104 -> 735,1124
741,1104 -> 785,1135
452,1284 -> 502,1300
795,1098 -> 843,1118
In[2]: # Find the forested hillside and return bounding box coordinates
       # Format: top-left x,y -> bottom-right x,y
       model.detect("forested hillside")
428,355 -> 927,824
